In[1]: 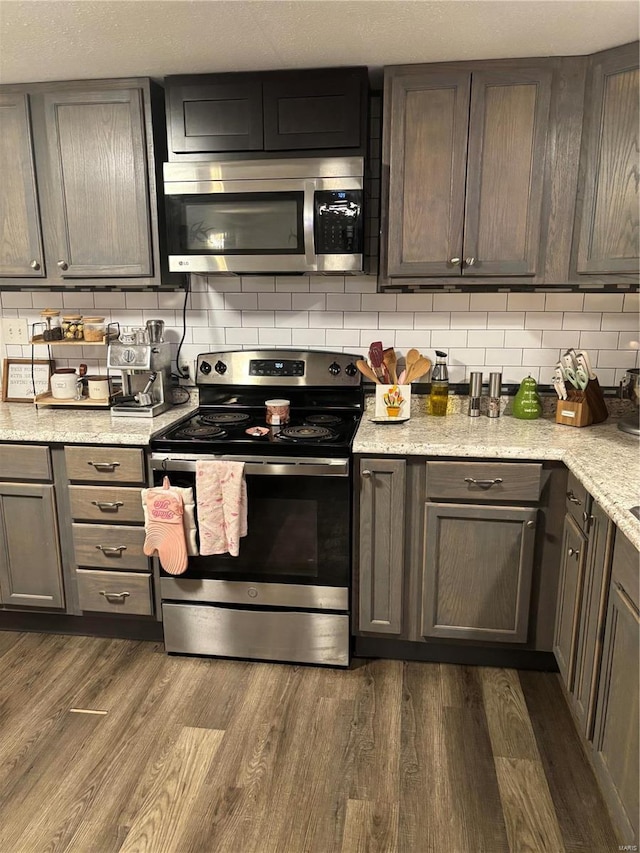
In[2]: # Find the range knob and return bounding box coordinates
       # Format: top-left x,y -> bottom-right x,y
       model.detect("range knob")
199,360 -> 212,375
345,362 -> 358,377
214,360 -> 227,375
328,361 -> 341,376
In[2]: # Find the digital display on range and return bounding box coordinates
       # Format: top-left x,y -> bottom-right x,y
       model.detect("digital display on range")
249,359 -> 305,377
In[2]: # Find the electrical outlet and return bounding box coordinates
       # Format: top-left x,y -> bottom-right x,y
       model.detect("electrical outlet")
1,318 -> 29,345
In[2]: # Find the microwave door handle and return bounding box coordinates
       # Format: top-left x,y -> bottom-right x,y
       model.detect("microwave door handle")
303,181 -> 316,266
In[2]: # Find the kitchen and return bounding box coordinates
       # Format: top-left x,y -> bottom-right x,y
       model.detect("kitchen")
0,1 -> 639,850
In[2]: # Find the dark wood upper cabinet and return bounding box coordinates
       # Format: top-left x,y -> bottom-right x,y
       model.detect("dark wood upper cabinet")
0,93 -> 45,277
165,68 -> 368,159
573,42 -> 639,278
383,61 -> 552,279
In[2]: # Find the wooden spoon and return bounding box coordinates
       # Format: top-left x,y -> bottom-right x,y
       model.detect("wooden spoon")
405,348 -> 420,377
383,347 -> 398,384
405,356 -> 432,384
356,359 -> 381,384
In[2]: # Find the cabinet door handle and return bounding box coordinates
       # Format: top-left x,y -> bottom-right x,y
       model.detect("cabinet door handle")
465,257 -> 476,266
449,257 -> 461,264
57,260 -> 68,270
526,520 -> 536,528
361,469 -> 372,478
95,545 -> 127,555
464,477 -> 503,488
568,547 -> 580,559
99,590 -> 130,602
566,490 -> 581,505
88,461 -> 120,472
91,500 -> 124,511
30,259 -> 41,270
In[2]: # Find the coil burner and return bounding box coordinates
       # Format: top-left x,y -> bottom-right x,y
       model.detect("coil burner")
276,425 -> 336,442
177,425 -> 227,439
200,412 -> 251,427
304,414 -> 343,427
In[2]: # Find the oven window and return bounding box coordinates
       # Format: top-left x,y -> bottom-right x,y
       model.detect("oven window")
161,472 -> 350,587
166,192 -> 304,255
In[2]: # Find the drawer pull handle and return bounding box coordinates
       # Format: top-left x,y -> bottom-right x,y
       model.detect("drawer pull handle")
95,545 -> 127,556
88,461 -> 120,472
568,547 -> 580,559
566,490 -> 582,505
91,501 -> 124,511
99,591 -> 130,603
464,477 -> 503,488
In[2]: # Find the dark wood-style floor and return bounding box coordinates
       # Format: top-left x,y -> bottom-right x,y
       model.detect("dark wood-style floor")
0,631 -> 618,853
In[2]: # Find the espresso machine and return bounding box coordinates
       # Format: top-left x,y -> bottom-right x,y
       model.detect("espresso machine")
108,341 -> 172,418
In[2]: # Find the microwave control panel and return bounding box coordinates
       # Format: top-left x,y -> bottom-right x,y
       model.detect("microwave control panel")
314,191 -> 363,254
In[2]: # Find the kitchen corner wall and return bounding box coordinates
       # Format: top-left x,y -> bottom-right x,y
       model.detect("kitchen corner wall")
0,279 -> 638,386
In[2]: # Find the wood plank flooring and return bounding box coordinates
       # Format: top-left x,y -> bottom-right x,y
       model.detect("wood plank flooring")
0,631 -> 618,853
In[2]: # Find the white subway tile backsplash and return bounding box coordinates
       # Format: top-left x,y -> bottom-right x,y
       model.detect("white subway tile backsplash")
275,311 -> 309,328
190,290 -> 226,310
275,277 -> 309,292
507,293 -> 545,312
225,327 -> 260,346
258,293 -> 292,311
470,293 -> 508,311
344,275 -> 378,293
414,312 -> 450,329
623,293 -> 640,313
450,312 -> 487,329
224,293 -> 258,311
378,312 -> 413,329
579,331 -> 621,349
94,292 -> 129,310
597,349 -> 638,368
506,329 -> 543,348
326,294 -> 362,312
360,329 -> 391,348
467,329 -> 505,348
503,365 -> 540,382
242,311 -> 275,327
488,312 -> 525,329
343,312 -> 378,329
309,312 -> 343,329
523,348 -> 562,366
113,309 -> 144,326
125,292 -> 158,309
431,330 -> 468,348
62,292 -> 96,310
433,293 -> 470,312
397,294 -> 433,312
292,328 -> 326,347
619,331 -> 640,349
191,327 -> 226,345
258,328 -> 292,346
525,312 -> 563,330
449,349 -> 486,369
485,348 -> 522,366
326,330 -> 361,348
240,276 -> 275,292
594,368 -> 616,386
206,275 -> 241,291
563,312 -> 601,330
544,293 -> 584,312
185,310 -> 211,327
208,309 -> 242,327
583,293 -> 625,312
361,294 -> 397,312
309,276 -> 345,293
601,312 -> 640,331
292,293 -> 326,311
395,330 -> 432,349
541,330 -> 579,349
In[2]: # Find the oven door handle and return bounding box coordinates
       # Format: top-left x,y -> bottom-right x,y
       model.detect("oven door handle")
150,457 -> 349,477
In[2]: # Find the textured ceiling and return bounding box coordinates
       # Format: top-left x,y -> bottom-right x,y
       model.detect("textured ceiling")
0,0 -> 638,85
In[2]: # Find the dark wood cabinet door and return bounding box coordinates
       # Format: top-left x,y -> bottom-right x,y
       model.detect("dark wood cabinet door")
593,570 -> 639,845
572,501 -> 614,739
0,92 -> 45,277
42,88 -> 153,278
385,70 -> 470,277
0,483 -> 64,609
263,68 -> 366,151
421,502 -> 537,643
576,42 -> 639,275
357,458 -> 405,635
553,513 -> 588,688
463,67 -> 552,276
167,78 -> 263,154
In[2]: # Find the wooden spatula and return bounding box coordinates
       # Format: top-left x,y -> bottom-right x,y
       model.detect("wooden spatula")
356,359 -> 381,384
369,341 -> 387,383
383,347 -> 398,384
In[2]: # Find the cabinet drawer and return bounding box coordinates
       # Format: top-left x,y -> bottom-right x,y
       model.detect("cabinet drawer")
77,569 -> 152,616
426,461 -> 542,502
72,523 -> 148,571
0,444 -> 51,481
565,471 -> 591,526
65,446 -> 146,484
69,485 -> 144,523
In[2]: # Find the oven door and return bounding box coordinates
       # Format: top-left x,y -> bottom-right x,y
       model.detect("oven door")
151,455 -> 351,592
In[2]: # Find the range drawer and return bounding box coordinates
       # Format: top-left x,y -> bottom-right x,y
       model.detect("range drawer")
77,569 -> 153,615
565,471 -> 591,526
65,446 -> 146,484
69,485 -> 145,523
426,461 -> 542,502
72,523 -> 148,571
0,444 -> 51,481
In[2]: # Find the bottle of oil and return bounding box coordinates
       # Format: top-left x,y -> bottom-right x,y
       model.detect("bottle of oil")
429,350 -> 449,416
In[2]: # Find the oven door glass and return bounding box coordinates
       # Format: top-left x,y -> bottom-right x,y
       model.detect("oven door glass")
166,192 -> 305,255
161,471 -> 350,587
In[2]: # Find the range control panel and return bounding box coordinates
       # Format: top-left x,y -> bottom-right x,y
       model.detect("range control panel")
249,359 -> 305,377
196,350 -> 362,387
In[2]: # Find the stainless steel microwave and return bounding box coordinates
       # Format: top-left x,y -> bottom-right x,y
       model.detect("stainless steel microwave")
163,157 -> 364,274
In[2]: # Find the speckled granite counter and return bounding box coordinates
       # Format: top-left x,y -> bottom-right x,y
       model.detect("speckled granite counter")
354,398 -> 640,550
0,395 -> 198,445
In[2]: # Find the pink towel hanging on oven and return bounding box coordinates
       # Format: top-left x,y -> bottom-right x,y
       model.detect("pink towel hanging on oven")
195,460 -> 247,557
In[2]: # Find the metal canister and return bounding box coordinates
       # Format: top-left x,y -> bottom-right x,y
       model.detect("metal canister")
488,372 -> 502,418
468,372 -> 483,417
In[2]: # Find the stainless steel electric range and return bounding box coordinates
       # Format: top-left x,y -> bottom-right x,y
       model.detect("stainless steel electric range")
150,349 -> 364,667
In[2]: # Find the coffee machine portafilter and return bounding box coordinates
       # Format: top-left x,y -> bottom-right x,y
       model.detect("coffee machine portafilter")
108,341 -> 172,418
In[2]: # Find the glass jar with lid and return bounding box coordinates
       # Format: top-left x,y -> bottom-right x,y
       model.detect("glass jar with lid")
62,314 -> 84,340
39,309 -> 63,342
83,317 -> 106,343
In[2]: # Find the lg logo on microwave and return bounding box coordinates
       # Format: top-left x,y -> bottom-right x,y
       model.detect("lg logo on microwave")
178,260 -> 191,266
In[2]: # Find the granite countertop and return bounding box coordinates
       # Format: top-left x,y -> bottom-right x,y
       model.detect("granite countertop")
354,397 -> 640,550
0,394 -> 198,445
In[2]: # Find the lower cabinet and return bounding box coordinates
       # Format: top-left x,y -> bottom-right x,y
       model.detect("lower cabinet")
553,512 -> 588,686
421,502 -> 537,643
0,482 -> 65,609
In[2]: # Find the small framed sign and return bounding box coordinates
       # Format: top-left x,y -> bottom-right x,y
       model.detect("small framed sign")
2,359 -> 54,403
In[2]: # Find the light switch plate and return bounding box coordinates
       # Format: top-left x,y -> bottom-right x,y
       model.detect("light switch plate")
1,318 -> 30,344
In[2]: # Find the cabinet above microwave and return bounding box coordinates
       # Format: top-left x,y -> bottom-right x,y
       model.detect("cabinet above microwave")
165,67 -> 369,160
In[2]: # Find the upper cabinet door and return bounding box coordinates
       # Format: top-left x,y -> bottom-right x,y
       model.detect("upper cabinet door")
0,93 -> 45,277
386,71 -> 470,277
167,78 -> 263,154
263,68 -> 366,151
463,67 -> 552,276
42,88 -> 152,278
575,43 -> 639,275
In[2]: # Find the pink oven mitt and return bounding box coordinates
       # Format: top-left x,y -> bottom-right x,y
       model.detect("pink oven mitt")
143,476 -> 188,575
